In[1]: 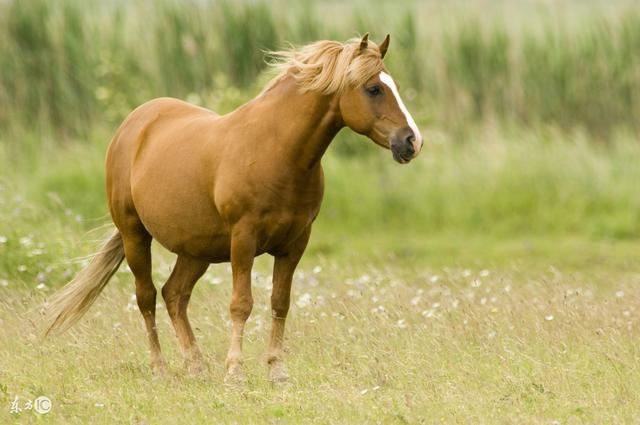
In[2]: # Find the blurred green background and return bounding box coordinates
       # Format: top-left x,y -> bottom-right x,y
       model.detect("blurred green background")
1,0 -> 639,284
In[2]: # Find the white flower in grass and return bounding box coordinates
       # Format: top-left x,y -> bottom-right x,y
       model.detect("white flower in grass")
312,266 -> 322,274
0,279 -> 8,287
17,265 -> 27,272
396,319 -> 407,329
479,269 -> 490,277
545,315 -> 554,321
28,248 -> 44,257
615,290 -> 625,298
36,283 -> 48,290
422,309 -> 435,318
19,236 -> 33,247
0,236 -> 7,244
471,279 -> 482,288
429,275 -> 440,284
371,305 -> 385,314
410,296 -> 421,306
504,285 -> 512,293
296,293 -> 312,308
462,269 -> 472,277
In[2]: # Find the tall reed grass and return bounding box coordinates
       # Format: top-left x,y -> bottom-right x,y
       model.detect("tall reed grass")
1,0 -> 639,143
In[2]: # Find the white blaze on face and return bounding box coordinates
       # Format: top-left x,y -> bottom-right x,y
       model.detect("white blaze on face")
379,71 -> 423,154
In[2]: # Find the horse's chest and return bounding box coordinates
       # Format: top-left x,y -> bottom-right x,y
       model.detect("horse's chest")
254,206 -> 316,253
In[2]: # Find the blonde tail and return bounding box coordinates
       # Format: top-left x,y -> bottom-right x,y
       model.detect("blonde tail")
43,230 -> 125,335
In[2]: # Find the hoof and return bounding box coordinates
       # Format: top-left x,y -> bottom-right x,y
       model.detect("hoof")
224,364 -> 247,388
151,361 -> 168,378
186,359 -> 206,378
268,361 -> 289,384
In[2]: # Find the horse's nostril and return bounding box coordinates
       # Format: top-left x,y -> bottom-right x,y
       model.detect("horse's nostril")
405,135 -> 415,145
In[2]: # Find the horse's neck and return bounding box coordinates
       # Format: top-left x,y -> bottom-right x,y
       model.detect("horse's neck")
243,76 -> 343,171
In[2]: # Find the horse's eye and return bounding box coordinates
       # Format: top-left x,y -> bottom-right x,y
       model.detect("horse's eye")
366,85 -> 382,97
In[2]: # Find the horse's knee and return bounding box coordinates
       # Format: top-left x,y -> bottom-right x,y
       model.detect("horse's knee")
230,295 -> 253,321
270,295 -> 290,319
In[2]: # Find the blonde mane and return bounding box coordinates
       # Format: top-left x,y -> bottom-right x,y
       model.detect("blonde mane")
266,37 -> 385,95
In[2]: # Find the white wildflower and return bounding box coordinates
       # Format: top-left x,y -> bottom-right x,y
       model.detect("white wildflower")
19,236 -> 33,247
371,305 -> 386,314
296,293 -> 312,308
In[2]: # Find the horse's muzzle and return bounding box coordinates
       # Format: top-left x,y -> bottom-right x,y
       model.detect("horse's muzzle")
390,127 -> 420,164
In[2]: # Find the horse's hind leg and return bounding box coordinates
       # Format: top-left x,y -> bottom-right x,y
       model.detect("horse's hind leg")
161,255 -> 209,376
121,228 -> 166,375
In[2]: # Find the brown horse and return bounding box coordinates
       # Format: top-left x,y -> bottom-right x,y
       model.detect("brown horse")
43,33 -> 423,383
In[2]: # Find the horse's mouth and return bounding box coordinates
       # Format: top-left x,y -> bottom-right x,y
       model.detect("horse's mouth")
392,150 -> 412,164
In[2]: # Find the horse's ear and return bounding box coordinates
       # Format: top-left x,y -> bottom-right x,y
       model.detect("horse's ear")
379,34 -> 390,59
359,33 -> 369,51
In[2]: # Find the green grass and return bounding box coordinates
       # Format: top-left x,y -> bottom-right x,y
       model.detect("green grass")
1,247 -> 640,423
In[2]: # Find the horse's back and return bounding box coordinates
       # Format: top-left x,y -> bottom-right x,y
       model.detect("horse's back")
106,97 -> 216,205
106,97 -> 231,261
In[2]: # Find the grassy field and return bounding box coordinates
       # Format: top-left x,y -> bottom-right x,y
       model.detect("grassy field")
1,135 -> 640,423
2,0 -> 640,423
2,244 -> 640,423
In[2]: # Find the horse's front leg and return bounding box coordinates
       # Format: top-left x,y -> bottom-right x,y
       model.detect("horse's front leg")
225,225 -> 256,385
267,228 -> 311,383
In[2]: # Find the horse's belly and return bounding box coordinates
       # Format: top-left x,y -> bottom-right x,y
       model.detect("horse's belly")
132,187 -> 232,262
